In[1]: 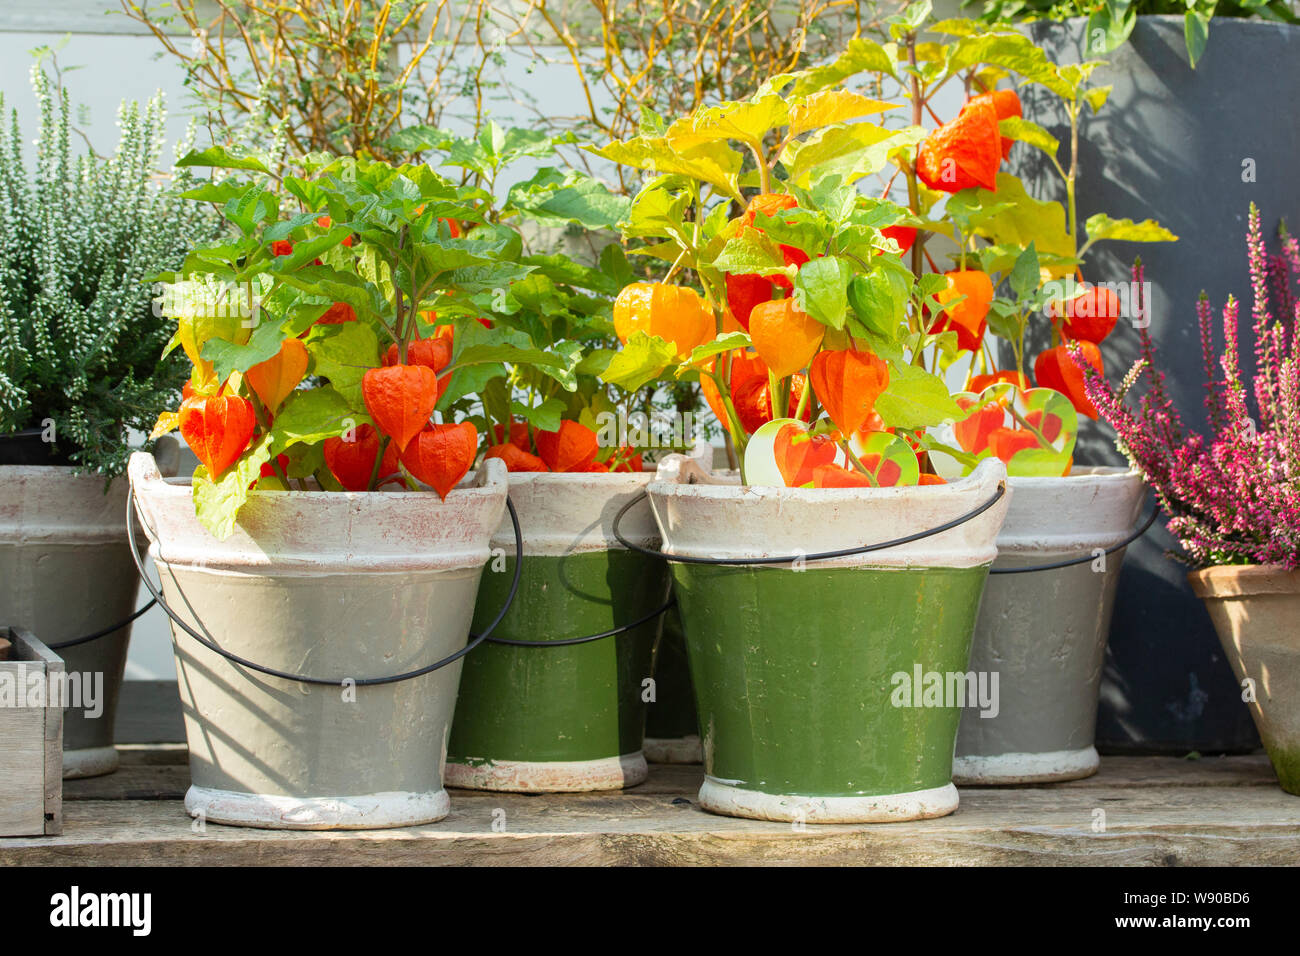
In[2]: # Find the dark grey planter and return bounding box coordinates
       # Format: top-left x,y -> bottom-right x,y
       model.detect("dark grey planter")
1016,16 -> 1299,753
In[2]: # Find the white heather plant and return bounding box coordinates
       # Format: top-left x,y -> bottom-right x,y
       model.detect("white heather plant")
0,64 -> 220,474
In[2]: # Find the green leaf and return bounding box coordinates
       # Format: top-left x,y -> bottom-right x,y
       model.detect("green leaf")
382,124 -> 451,156
599,242 -> 635,290
622,185 -> 693,241
944,34 -> 1071,100
452,344 -> 567,371
677,332 -> 753,371
1083,5 -> 1135,58
1084,213 -> 1179,245
782,124 -> 923,188
586,137 -> 743,202
177,146 -> 273,174
199,320 -> 286,384
712,231 -> 788,276
969,174 -> 1076,264
875,361 -> 965,430
1185,10 -> 1211,68
306,321 -> 380,409
532,339 -> 584,392
848,271 -> 906,340
793,256 -> 854,330
998,117 -> 1060,158
600,331 -> 676,391
180,179 -> 252,205
506,168 -> 631,229
511,398 -> 566,433
781,37 -> 898,95
191,436 -> 274,540
1009,241 -> 1041,300
575,348 -> 616,377
788,90 -> 895,136
687,94 -> 790,147
270,387 -> 360,453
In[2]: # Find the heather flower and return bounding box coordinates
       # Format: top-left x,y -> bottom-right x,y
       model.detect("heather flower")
1075,204 -> 1300,570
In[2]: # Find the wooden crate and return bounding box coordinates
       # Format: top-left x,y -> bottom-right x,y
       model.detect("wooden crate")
0,627 -> 63,836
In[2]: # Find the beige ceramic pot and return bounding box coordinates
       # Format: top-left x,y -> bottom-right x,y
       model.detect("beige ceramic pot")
1189,564 -> 1300,795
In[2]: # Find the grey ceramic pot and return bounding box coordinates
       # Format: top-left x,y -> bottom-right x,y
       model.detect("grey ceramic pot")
954,468 -> 1146,783
129,453 -> 508,830
1014,17 -> 1297,753
0,439 -> 179,778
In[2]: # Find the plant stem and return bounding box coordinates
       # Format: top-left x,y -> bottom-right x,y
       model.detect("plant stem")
367,434 -> 392,491
843,442 -> 879,486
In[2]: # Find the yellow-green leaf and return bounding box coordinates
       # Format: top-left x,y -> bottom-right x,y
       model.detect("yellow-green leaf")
1084,213 -> 1179,245
782,123 -> 923,188
600,332 -> 677,391
783,37 -> 899,96
998,117 -> 1059,158
191,435 -> 274,541
789,90 -> 896,136
689,94 -> 790,147
1085,85 -> 1112,114
149,410 -> 179,441
586,137 -> 743,201
968,174 -> 1075,271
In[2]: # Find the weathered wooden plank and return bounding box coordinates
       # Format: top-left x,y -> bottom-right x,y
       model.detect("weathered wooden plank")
6,767 -> 1300,867
63,764 -> 190,801
57,752 -> 1284,804
16,748 -> 1296,867
3,787 -> 1299,866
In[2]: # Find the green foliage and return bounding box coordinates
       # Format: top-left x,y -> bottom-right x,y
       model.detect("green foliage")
967,0 -> 1298,68
0,64 -> 220,474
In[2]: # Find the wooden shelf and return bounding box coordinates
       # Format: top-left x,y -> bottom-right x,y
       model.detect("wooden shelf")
2,748 -> 1296,866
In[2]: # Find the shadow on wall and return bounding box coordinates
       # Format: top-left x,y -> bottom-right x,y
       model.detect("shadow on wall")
1013,17 -> 1297,752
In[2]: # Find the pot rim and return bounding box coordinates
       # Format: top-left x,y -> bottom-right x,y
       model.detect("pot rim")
645,457 -> 1009,569
130,451 -> 510,573
489,440 -> 712,554
647,456 -> 1005,504
1006,464 -> 1141,486
1188,563 -> 1300,598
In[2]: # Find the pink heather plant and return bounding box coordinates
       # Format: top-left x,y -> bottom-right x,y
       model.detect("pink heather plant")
1076,203 -> 1300,570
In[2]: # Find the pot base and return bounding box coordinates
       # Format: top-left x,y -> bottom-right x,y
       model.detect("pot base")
644,735 -> 703,764
952,746 -> 1099,785
184,785 -> 451,830
444,752 -> 647,793
698,778 -> 960,824
62,746 -> 120,780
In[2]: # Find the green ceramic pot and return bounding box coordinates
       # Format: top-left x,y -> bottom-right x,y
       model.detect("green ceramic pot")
444,471 -> 672,792
648,455 -> 1009,823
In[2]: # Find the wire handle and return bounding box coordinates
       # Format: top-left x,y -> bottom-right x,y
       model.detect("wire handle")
988,504 -> 1160,575
48,599 -> 158,651
126,487 -> 523,687
610,483 -> 1007,567
486,596 -> 675,648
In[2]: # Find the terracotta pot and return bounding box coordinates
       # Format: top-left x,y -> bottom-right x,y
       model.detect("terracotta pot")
1189,565 -> 1300,795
